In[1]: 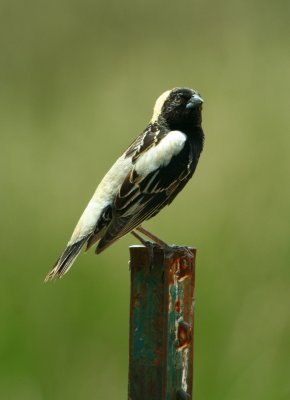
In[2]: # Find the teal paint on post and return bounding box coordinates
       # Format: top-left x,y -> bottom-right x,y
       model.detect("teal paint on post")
128,245 -> 196,400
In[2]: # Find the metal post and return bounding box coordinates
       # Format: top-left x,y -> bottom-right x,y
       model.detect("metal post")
128,245 -> 196,400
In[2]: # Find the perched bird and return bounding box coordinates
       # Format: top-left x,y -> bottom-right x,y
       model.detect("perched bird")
45,87 -> 204,281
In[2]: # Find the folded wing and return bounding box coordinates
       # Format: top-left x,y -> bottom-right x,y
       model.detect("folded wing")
95,130 -> 195,253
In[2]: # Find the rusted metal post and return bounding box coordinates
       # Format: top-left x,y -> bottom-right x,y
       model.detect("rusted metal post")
128,245 -> 196,400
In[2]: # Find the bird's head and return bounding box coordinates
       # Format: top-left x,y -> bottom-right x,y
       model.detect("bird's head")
151,87 -> 203,129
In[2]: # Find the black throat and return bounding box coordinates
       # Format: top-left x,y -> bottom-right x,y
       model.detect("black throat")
160,113 -> 205,155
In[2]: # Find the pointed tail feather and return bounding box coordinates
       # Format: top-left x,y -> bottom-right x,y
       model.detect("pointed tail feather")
45,237 -> 88,282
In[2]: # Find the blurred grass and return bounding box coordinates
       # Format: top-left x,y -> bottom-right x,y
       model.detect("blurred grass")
1,0 -> 290,399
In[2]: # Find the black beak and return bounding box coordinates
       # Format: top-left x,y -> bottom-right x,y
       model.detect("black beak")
185,94 -> 204,110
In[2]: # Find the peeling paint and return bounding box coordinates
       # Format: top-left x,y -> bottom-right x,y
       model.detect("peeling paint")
181,348 -> 189,392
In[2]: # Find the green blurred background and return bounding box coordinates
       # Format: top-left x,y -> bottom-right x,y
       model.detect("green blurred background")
1,0 -> 290,398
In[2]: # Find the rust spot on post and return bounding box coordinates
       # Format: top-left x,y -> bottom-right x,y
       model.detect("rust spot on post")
178,320 -> 192,349
175,299 -> 181,313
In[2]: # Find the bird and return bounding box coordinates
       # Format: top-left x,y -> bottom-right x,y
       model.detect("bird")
45,87 -> 204,281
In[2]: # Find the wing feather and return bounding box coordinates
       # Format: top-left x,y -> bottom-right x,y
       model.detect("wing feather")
96,136 -> 196,253
125,123 -> 166,161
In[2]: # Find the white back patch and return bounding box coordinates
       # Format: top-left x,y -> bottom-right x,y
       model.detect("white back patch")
151,90 -> 171,123
135,130 -> 186,176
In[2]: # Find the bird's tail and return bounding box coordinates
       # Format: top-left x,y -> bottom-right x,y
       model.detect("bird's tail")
45,237 -> 88,282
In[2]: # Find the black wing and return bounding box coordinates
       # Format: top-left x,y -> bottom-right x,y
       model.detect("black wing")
124,122 -> 166,161
96,137 -> 198,253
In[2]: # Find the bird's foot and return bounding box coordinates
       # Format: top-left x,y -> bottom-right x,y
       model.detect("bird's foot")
135,225 -> 168,248
131,228 -> 167,269
131,230 -> 152,248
